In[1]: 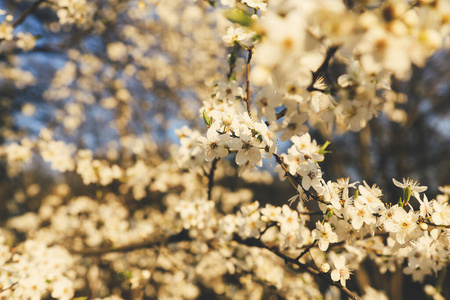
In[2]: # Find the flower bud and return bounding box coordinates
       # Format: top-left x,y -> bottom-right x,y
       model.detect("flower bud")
419,223 -> 428,231
321,263 -> 330,273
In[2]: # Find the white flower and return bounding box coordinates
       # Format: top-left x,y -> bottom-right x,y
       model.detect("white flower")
260,204 -> 281,222
296,160 -> 324,193
197,125 -> 230,161
377,205 -> 396,232
323,181 -> 342,210
222,25 -> 256,49
336,177 -> 359,201
242,0 -> 267,11
239,211 -> 265,238
358,181 -> 384,214
331,256 -> 351,287
276,205 -> 300,235
431,202 -> 450,226
392,178 -> 427,200
273,112 -> 309,141
229,125 -> 262,168
214,80 -> 244,104
391,206 -> 419,244
0,23 -> 13,41
347,197 -> 376,230
417,194 -> 434,218
51,277 -> 74,300
312,221 -> 337,251
254,87 -> 280,124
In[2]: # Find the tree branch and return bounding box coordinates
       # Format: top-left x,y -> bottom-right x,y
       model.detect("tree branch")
207,158 -> 219,200
295,240 -> 317,261
307,46 -> 339,93
0,282 -> 18,294
264,46 -> 338,126
273,153 -> 322,203
70,230 -> 190,256
12,0 -> 47,28
234,235 -> 360,299
423,221 -> 450,229
244,49 -> 253,115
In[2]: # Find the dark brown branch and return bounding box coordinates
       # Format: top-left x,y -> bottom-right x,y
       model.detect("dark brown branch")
70,230 -> 190,256
423,221 -> 450,229
273,153 -> 322,203
307,46 -> 339,93
264,46 -> 338,127
0,282 -> 18,294
244,49 -> 253,115
234,235 -> 360,299
265,108 -> 286,126
207,158 -> 219,200
295,240 -> 317,261
299,211 -> 324,216
12,0 -> 47,28
260,222 -> 278,236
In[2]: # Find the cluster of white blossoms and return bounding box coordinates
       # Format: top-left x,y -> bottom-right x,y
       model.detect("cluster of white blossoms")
179,0 -> 450,295
54,0 -> 96,26
0,232 -> 75,300
198,107 -> 277,175
210,181 -> 450,288
216,0 -> 450,134
174,198 -> 216,233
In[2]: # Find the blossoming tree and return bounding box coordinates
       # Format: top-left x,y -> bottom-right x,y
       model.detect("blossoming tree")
0,0 -> 449,299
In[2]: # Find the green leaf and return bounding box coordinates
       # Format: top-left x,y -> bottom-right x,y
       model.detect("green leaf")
327,209 -> 334,219
318,141 -> 331,155
125,271 -> 133,279
257,134 -> 263,143
118,270 -> 133,280
403,185 -> 412,205
203,110 -> 212,128
224,8 -> 253,27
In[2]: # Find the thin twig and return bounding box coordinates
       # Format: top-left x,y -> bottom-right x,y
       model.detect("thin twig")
70,230 -> 190,256
0,282 -> 18,294
299,211 -> 324,216
234,235 -> 360,299
294,240 -> 317,261
244,49 -> 253,115
208,158 -> 219,200
264,46 -> 338,127
260,222 -> 278,236
273,153 -> 321,203
423,221 -> 450,229
307,46 -> 339,93
12,0 -> 47,28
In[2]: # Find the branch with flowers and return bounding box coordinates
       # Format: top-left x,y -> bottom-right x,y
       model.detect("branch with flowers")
189,0 -> 450,298
0,0 -> 449,299
233,234 -> 359,299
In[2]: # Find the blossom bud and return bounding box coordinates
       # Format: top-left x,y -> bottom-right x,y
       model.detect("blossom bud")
222,114 -> 232,126
321,263 -> 330,273
419,223 -> 428,231
327,209 -> 334,219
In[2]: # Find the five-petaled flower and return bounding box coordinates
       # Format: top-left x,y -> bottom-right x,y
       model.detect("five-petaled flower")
331,256 -> 352,287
